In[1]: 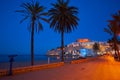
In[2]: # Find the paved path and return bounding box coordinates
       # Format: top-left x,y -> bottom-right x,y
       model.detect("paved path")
1,56 -> 120,80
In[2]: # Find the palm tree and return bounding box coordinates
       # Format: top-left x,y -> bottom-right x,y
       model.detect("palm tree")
104,23 -> 119,55
107,38 -> 115,50
48,0 -> 79,61
113,11 -> 120,59
104,11 -> 120,60
16,1 -> 48,65
93,42 -> 100,56
112,10 -> 120,27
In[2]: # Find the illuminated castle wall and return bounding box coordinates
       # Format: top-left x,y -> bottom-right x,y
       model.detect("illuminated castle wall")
47,38 -> 110,56
68,38 -> 110,54
76,39 -> 90,43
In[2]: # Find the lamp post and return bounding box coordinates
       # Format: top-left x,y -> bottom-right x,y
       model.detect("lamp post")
8,55 -> 17,76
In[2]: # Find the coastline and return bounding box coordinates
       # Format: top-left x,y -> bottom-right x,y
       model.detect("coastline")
0,60 -> 60,71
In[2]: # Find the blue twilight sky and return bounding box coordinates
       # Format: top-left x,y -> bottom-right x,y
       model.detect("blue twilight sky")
0,0 -> 120,55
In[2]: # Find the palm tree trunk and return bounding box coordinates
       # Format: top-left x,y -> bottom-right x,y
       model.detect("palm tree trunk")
116,43 -> 120,60
61,31 -> 64,62
31,20 -> 34,65
114,39 -> 117,56
114,34 -> 120,60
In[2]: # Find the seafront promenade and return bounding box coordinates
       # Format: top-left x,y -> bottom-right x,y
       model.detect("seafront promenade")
1,55 -> 120,80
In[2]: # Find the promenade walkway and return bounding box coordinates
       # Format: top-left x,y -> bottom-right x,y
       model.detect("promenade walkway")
1,55 -> 120,80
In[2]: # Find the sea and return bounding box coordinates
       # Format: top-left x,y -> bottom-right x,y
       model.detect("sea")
0,54 -> 61,70
0,54 -> 59,63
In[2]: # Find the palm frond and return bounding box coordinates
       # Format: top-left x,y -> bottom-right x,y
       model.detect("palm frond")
16,1 -> 48,32
39,17 -> 49,23
48,0 -> 79,33
20,16 -> 29,23
104,28 -> 112,35
38,21 -> 43,31
38,12 -> 48,16
20,2 -> 33,14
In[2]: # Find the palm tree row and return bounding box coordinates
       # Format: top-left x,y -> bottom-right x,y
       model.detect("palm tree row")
16,0 -> 79,65
104,10 -> 120,60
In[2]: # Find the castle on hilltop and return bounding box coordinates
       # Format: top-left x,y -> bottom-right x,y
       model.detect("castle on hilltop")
46,38 -> 110,59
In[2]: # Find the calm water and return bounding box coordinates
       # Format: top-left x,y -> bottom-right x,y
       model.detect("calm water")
0,55 -> 61,70
0,55 -> 58,63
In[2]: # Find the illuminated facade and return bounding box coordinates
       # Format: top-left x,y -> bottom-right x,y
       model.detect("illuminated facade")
47,38 -> 110,57
77,38 -> 90,43
67,38 -> 110,55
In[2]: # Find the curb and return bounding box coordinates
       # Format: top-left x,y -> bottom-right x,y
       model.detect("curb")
0,62 -> 64,77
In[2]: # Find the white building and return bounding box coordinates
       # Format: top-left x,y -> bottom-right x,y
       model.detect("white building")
46,38 -> 110,58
